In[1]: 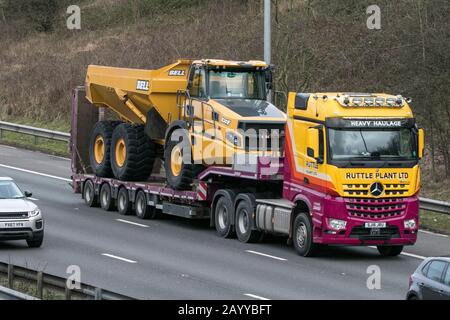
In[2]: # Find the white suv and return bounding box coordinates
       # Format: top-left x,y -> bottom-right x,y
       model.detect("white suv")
0,177 -> 44,248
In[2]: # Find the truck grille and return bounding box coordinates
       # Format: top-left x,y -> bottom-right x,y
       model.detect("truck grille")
345,198 -> 407,219
0,212 -> 29,219
343,183 -> 409,197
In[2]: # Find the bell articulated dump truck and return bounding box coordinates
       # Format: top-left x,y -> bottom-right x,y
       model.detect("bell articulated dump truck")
71,62 -> 424,256
84,59 -> 285,190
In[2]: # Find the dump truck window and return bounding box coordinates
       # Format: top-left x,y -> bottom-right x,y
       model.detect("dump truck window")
191,69 -> 206,98
208,70 -> 264,100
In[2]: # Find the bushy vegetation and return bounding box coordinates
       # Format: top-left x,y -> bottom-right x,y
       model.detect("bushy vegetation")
0,0 -> 448,198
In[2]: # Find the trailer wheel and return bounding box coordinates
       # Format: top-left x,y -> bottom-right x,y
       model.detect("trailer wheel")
164,128 -> 203,190
111,123 -> 156,181
235,198 -> 261,243
89,121 -> 120,177
293,212 -> 319,257
135,190 -> 158,220
83,180 -> 98,207
215,196 -> 234,238
377,245 -> 403,257
117,187 -> 132,215
100,183 -> 114,211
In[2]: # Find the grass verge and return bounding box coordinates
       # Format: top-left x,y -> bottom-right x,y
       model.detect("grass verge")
0,274 -> 69,300
420,210 -> 450,236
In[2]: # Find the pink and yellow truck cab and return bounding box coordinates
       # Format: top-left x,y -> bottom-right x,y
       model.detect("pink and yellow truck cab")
275,92 -> 424,256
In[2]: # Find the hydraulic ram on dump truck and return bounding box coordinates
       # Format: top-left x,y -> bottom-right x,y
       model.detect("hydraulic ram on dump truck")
72,84 -> 424,257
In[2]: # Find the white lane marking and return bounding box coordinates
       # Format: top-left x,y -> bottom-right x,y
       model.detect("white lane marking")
29,197 -> 39,201
0,164 -> 71,182
400,252 -> 426,260
116,219 -> 149,228
244,293 -> 270,300
368,246 -> 426,260
101,253 -> 137,264
246,250 -> 287,261
0,145 -> 17,150
419,230 -> 449,238
50,156 -> 71,161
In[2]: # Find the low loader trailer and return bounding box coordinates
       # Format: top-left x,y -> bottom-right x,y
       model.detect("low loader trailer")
72,84 -> 424,257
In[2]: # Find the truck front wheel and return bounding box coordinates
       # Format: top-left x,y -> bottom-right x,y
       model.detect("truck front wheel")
377,245 -> 403,257
293,213 -> 319,257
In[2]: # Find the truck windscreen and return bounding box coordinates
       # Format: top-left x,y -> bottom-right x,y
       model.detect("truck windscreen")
208,70 -> 265,100
328,128 -> 417,160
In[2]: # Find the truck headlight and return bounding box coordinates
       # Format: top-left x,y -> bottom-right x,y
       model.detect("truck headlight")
404,219 -> 417,229
28,209 -> 41,217
226,132 -> 242,147
329,219 -> 347,230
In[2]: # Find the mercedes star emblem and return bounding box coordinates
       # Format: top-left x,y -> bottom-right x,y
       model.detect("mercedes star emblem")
370,182 -> 384,197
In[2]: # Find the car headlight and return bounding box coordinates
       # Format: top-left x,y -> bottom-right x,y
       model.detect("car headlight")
404,219 -> 417,229
28,209 -> 41,217
226,132 -> 242,147
329,219 -> 347,230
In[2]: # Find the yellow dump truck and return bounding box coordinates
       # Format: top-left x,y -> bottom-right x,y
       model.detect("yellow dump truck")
85,59 -> 286,189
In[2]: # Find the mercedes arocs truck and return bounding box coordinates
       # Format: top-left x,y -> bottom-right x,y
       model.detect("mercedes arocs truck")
71,64 -> 424,256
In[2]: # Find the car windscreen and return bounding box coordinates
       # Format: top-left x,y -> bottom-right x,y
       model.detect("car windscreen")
328,128 -> 417,161
0,181 -> 24,199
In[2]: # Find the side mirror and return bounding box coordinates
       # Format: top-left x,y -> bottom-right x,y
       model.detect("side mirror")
418,128 -> 424,159
306,127 -> 320,160
24,191 -> 32,198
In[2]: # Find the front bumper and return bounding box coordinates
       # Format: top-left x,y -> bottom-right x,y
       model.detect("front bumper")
0,214 -> 44,241
314,195 -> 419,246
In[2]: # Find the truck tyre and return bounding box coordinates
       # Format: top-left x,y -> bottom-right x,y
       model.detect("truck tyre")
293,213 -> 319,257
117,187 -> 132,215
27,231 -> 44,248
135,190 -> 158,219
377,245 -> 403,257
215,196 -> 235,238
111,123 -> 156,181
164,129 -> 203,190
83,180 -> 98,207
235,198 -> 262,243
100,183 -> 114,211
89,121 -> 120,177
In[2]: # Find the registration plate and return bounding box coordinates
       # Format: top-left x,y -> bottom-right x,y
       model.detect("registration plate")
0,222 -> 25,229
365,222 -> 386,228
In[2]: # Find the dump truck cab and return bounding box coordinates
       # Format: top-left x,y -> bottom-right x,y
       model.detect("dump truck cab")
282,92 -> 424,255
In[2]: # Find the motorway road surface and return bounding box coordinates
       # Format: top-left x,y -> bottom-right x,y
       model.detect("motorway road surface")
1,144 -> 450,300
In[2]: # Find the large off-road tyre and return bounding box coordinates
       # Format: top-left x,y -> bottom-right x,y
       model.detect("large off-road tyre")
293,212 -> 320,257
89,121 -> 121,177
164,129 -> 203,190
111,123 -> 156,181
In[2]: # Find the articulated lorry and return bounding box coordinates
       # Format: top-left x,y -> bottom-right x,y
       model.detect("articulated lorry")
71,60 -> 424,257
